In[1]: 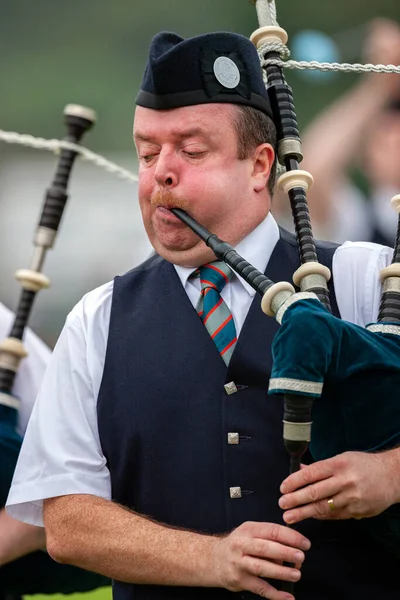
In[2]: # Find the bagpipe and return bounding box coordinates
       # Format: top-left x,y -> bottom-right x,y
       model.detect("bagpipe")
0,104 -> 96,509
169,0 -> 400,578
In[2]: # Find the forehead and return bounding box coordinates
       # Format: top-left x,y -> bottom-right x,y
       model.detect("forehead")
133,103 -> 237,140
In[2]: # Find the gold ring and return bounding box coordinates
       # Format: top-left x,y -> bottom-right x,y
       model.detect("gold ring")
327,498 -> 335,512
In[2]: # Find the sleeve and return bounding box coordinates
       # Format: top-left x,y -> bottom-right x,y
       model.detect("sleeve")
332,241 -> 394,326
5,304 -> 111,527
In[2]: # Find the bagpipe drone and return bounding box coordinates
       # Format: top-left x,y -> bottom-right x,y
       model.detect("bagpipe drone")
0,105 -> 96,507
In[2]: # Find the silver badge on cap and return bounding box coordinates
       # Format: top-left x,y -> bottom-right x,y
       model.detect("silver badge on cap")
213,56 -> 240,89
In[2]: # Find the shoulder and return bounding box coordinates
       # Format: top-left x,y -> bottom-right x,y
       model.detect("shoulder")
69,256 -> 164,331
332,241 -> 393,326
278,228 -> 338,268
59,256 -> 162,356
65,279 -> 115,341
279,228 -> 338,249
113,254 -> 173,301
333,240 -> 393,271
279,227 -> 339,252
115,253 -> 165,283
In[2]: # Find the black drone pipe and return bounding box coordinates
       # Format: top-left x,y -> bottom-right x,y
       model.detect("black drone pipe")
377,198 -> 400,323
171,208 -> 275,297
0,105 -> 96,401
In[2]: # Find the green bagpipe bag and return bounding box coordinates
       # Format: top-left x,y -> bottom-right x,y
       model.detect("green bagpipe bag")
269,297 -> 400,559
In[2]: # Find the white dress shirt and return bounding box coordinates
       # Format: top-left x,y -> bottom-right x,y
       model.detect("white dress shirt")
6,214 -> 394,526
0,303 -> 51,437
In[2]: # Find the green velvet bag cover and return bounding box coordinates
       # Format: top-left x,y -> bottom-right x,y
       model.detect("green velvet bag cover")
269,298 -> 400,559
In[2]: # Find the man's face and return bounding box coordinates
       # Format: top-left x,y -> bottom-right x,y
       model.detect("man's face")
133,103 -> 272,267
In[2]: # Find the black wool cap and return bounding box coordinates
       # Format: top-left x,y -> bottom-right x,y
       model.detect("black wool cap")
135,31 -> 272,118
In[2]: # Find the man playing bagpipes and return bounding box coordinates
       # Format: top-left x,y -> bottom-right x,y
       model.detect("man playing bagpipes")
5,17 -> 400,600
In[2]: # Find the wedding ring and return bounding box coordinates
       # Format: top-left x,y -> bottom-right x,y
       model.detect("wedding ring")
327,498 -> 335,512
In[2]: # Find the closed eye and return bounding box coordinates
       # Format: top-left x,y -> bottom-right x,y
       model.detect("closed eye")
141,154 -> 157,163
184,151 -> 207,158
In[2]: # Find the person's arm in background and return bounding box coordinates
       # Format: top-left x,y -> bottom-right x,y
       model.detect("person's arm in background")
0,508 -> 46,566
0,303 -> 51,563
301,18 -> 400,228
273,18 -> 400,239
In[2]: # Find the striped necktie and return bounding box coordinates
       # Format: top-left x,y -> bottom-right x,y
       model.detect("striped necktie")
194,261 -> 237,365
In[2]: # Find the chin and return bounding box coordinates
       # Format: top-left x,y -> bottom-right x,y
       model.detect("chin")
154,243 -> 215,268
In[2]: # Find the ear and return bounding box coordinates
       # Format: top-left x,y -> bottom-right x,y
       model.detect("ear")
251,143 -> 275,192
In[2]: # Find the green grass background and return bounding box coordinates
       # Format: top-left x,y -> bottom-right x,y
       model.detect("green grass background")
25,587 -> 112,600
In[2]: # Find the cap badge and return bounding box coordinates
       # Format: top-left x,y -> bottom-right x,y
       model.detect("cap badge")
213,56 -> 240,89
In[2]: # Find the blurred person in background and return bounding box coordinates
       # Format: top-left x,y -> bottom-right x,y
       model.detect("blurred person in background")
0,305 -> 111,595
273,18 -> 400,245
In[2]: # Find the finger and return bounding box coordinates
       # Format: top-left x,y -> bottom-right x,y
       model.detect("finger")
283,496 -> 346,524
244,522 -> 311,551
279,478 -> 340,511
241,574 -> 295,600
280,459 -> 334,494
241,538 -> 306,565
271,559 -> 303,569
242,555 -> 302,584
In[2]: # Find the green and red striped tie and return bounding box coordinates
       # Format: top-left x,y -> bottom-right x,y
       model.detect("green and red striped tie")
194,261 -> 237,365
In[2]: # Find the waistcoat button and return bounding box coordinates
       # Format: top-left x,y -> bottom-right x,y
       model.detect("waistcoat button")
227,432 -> 239,444
224,381 -> 238,395
229,486 -> 242,499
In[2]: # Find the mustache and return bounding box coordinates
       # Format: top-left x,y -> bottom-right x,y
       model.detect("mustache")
151,190 -> 190,212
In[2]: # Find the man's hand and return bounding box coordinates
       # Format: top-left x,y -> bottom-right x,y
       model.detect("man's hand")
211,521 -> 311,600
279,451 -> 400,524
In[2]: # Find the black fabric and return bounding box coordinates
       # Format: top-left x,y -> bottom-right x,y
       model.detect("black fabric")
135,32 -> 272,117
0,553 -> 109,595
97,230 -> 398,600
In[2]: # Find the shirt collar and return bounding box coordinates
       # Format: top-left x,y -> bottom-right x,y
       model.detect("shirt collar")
174,212 -> 280,297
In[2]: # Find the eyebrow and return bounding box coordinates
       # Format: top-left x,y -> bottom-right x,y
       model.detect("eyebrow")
134,128 -> 209,142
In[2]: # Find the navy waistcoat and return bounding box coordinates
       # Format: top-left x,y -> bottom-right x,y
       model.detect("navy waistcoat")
97,229 -> 398,600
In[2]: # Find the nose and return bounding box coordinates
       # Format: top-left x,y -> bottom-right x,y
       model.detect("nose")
154,149 -> 178,189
